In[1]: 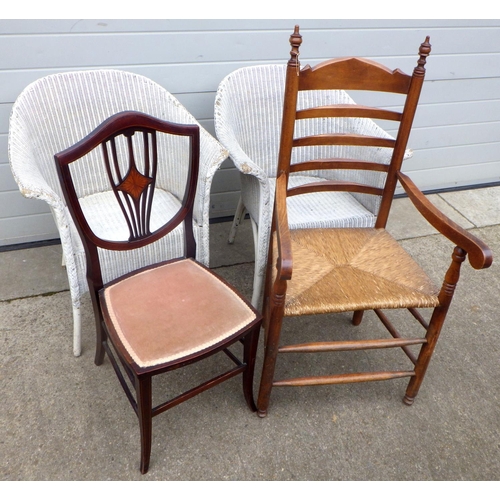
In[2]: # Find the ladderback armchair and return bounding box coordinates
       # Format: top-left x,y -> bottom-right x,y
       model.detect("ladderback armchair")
9,69 -> 228,356
256,27 -> 493,417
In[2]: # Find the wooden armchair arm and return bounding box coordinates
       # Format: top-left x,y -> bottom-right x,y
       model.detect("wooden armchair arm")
274,174 -> 293,280
397,172 -> 493,270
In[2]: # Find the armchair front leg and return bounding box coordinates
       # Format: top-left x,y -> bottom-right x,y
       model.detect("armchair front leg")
404,246 -> 466,405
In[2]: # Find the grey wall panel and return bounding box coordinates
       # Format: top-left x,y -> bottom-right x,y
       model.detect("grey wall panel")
0,191 -> 51,218
401,163 -> 500,192
1,20 -> 499,245
0,213 -> 58,246
211,167 -> 241,193
0,136 -> 7,165
0,20 -> 496,35
0,104 -> 11,133
404,142 -> 500,178
411,101 -> 500,128
407,122 -> 500,150
209,191 -> 241,219
2,26 -> 499,71
418,78 -> 500,105
174,92 -> 217,121
0,163 -> 18,191
1,54 -> 498,103
348,77 -> 500,108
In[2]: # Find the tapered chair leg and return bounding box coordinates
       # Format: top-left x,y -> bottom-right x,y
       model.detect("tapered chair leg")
403,320 -> 443,406
91,294 -> 106,366
242,327 -> 260,412
352,310 -> 364,326
94,324 -> 106,366
404,246 -> 465,405
404,306 -> 449,405
257,293 -> 286,417
137,376 -> 153,474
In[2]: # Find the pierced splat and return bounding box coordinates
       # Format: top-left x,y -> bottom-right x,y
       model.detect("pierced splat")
55,111 -> 200,256
102,129 -> 157,241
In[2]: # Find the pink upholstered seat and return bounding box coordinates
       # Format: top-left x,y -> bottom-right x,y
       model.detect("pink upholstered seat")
102,259 -> 257,368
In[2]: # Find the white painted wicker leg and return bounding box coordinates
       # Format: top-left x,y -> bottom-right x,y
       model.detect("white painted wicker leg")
228,196 -> 246,244
72,305 -> 82,357
250,217 -> 263,308
48,208 -> 66,268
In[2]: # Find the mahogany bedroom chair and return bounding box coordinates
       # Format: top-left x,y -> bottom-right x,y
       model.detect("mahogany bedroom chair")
257,26 -> 492,417
54,111 -> 261,473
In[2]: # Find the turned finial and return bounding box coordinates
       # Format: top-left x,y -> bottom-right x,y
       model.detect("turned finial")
288,25 -> 302,67
414,36 -> 431,75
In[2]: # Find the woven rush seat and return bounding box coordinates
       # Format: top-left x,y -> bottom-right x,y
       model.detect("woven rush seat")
102,258 -> 257,368
274,228 -> 440,317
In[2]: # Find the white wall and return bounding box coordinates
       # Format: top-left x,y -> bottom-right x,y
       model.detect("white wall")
1,19 -> 499,246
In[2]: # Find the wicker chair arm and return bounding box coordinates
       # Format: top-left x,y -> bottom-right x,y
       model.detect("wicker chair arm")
214,76 -> 269,181
214,128 -> 268,181
194,130 -> 229,226
8,130 -> 62,208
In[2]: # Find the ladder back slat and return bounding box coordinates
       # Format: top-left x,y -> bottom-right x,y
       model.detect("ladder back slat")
287,181 -> 384,197
296,104 -> 402,122
293,134 -> 396,148
289,159 -> 389,174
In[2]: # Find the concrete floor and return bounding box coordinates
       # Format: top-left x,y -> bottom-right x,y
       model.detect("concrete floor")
1,187 -> 499,481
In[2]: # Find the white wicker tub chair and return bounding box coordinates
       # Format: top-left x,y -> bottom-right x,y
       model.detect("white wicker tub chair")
9,69 -> 228,356
214,64 -> 411,307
